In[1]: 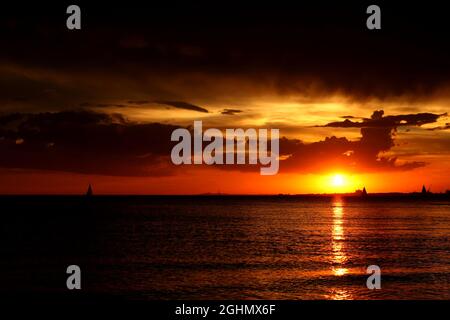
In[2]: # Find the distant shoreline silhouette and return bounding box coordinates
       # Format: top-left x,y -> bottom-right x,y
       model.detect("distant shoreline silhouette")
0,184 -> 448,199
0,192 -> 448,201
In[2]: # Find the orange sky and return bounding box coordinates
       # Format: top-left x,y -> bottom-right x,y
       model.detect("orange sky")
0,91 -> 449,195
1,143 -> 448,195
1,4 -> 449,194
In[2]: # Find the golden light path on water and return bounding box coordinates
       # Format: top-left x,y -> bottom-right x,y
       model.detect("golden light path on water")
329,199 -> 353,300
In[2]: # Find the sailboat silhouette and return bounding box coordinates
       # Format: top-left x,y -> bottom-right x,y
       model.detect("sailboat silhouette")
362,187 -> 368,196
421,185 -> 427,194
86,184 -> 93,197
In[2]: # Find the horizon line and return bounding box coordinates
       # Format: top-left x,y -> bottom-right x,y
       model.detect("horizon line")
0,191 -> 449,197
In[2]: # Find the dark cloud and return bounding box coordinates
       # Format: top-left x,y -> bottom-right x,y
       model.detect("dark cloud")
2,3 -> 450,103
118,35 -> 149,49
78,100 -> 209,112
279,110 -> 444,172
80,102 -> 129,108
221,109 -> 243,115
322,110 -> 446,128
154,101 -> 209,113
278,133 -> 425,174
128,100 -> 150,105
220,110 -> 438,174
0,111 -> 181,176
0,109 -> 442,176
219,129 -> 426,174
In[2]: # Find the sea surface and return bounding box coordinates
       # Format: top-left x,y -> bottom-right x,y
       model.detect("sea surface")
1,195 -> 449,300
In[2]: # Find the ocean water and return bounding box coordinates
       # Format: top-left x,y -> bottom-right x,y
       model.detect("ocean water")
1,196 -> 449,300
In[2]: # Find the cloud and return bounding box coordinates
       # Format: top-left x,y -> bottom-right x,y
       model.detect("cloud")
0,109 -> 442,176
278,110 -> 443,173
118,35 -> 149,49
154,101 -> 209,113
128,100 -> 150,105
219,110 -> 438,174
0,111 -> 181,176
427,123 -> 450,131
277,135 -> 426,174
221,109 -> 243,115
321,110 -> 446,128
3,3 -> 450,107
80,102 -> 129,108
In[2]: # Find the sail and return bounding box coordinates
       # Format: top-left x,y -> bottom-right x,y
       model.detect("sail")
86,184 -> 93,196
362,187 -> 367,196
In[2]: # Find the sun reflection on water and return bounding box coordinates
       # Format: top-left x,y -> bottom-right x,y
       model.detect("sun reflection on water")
329,199 -> 352,300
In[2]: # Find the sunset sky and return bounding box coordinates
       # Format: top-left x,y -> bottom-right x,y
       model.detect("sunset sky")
0,3 -> 449,194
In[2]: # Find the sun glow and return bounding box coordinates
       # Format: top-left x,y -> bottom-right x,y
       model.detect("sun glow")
331,174 -> 345,187
306,173 -> 360,194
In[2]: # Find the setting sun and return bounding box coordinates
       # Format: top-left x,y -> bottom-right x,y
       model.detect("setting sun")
331,174 -> 345,187
308,173 -> 360,194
